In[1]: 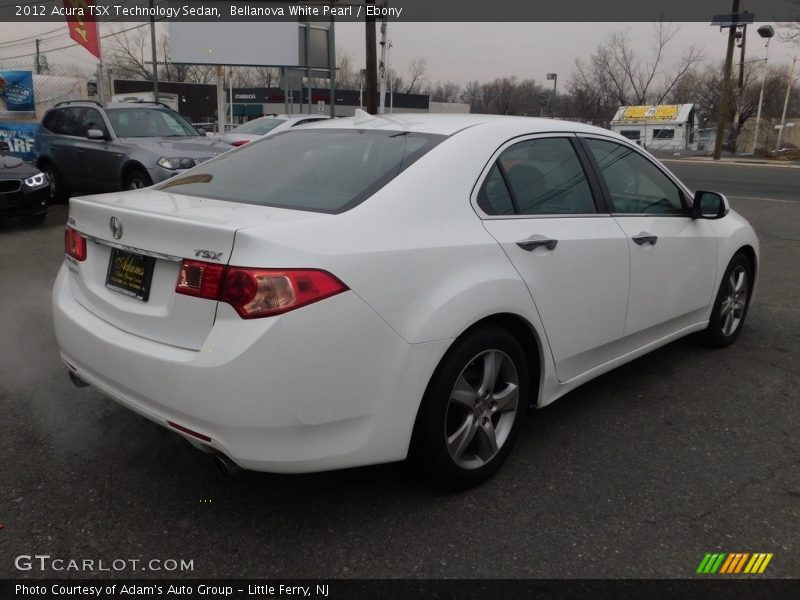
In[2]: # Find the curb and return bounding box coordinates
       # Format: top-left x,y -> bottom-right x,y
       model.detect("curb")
659,157 -> 800,169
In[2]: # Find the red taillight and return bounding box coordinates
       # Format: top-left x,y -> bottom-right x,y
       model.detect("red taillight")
175,261 -> 348,319
175,259 -> 224,299
65,226 -> 87,261
230,140 -> 249,147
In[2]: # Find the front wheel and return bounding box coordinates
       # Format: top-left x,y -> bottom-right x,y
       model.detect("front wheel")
124,169 -> 153,190
411,326 -> 529,488
41,164 -> 67,203
704,253 -> 753,346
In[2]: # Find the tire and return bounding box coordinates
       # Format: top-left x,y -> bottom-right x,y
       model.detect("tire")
704,253 -> 753,347
411,326 -> 529,488
41,163 -> 67,204
22,213 -> 47,226
124,169 -> 153,190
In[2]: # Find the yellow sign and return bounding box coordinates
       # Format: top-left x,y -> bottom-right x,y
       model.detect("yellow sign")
621,105 -> 680,122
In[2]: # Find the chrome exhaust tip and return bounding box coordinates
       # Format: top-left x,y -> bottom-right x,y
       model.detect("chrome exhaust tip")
213,454 -> 242,478
68,370 -> 89,388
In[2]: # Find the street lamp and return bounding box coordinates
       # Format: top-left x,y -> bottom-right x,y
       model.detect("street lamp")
750,25 -> 774,155
546,73 -> 558,117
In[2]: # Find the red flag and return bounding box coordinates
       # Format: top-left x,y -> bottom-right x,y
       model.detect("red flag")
63,0 -> 101,60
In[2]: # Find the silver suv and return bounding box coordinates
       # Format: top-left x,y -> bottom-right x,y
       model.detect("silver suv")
35,101 -> 231,201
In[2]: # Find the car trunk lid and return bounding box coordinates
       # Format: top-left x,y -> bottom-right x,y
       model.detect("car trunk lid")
65,189 -> 319,350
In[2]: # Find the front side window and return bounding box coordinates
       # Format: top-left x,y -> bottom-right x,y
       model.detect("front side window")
105,108 -> 199,138
585,138 -> 686,215
157,129 -> 443,213
478,137 -> 596,216
79,108 -> 108,137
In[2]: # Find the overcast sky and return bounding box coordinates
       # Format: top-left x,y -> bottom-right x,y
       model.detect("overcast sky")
1,21 -> 797,87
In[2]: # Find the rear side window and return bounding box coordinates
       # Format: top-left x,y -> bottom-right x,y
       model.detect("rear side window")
44,108 -> 80,136
158,130 -> 444,213
478,137 -> 596,216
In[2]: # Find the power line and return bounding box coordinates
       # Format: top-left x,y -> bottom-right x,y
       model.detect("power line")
0,22 -> 153,61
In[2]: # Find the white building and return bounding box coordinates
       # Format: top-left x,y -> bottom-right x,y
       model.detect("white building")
610,104 -> 697,151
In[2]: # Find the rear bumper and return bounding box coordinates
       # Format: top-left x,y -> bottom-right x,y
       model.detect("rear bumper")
52,264 -> 449,473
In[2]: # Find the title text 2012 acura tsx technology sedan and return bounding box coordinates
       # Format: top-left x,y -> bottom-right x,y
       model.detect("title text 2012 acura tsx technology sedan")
53,113 -> 759,487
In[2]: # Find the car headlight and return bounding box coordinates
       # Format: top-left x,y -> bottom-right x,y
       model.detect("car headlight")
157,157 -> 196,170
23,172 -> 47,188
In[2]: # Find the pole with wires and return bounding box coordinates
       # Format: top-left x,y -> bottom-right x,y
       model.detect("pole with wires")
149,0 -> 159,102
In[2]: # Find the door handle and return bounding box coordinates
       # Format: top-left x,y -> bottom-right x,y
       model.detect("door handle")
516,237 -> 558,252
632,233 -> 658,246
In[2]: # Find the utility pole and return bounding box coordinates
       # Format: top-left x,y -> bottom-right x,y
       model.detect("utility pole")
776,56 -> 798,152
731,22 -> 747,152
365,0 -> 378,114
713,0 -> 740,160
149,0 -> 159,102
35,39 -> 41,74
378,5 -> 389,114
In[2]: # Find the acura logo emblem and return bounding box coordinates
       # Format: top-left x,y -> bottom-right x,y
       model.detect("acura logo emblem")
110,216 -> 123,240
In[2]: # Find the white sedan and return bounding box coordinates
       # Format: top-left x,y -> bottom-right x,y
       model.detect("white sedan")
53,113 -> 758,487
219,114 -> 330,147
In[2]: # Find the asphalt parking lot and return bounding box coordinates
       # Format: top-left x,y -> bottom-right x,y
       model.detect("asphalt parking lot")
0,162 -> 798,579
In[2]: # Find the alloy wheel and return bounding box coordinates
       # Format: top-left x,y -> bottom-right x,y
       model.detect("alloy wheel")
720,265 -> 748,337
445,349 -> 519,470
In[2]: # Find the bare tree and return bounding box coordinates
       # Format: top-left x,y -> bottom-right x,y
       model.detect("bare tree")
575,23 -> 703,107
105,26 -> 152,81
427,80 -> 462,103
779,0 -> 800,45
403,57 -> 428,94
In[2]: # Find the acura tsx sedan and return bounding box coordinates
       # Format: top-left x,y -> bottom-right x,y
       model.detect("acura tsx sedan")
53,112 -> 758,487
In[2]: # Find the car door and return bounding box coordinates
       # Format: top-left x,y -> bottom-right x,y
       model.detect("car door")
580,136 -> 717,340
72,107 -> 120,190
478,134 -> 630,382
43,107 -> 83,187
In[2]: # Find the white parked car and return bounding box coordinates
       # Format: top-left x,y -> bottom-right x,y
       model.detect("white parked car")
219,114 -> 331,146
53,113 -> 759,487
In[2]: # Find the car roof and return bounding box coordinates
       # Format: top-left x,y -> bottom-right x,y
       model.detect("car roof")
304,111 -> 623,139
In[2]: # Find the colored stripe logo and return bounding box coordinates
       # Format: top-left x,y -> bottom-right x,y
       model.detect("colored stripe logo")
697,553 -> 773,574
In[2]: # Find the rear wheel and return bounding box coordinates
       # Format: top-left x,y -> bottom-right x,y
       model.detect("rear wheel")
704,253 -> 753,346
412,326 -> 528,488
125,169 -> 153,190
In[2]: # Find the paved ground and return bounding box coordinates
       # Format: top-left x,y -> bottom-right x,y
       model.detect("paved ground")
0,162 -> 798,579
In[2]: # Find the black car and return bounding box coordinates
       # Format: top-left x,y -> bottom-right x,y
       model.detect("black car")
0,141 -> 49,225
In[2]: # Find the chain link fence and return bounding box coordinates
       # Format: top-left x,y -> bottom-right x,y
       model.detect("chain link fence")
1,60 -> 96,159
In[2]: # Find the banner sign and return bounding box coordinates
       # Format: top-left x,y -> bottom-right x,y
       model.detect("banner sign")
0,121 -> 38,160
63,0 -> 101,59
0,70 -> 35,112
621,105 -> 680,122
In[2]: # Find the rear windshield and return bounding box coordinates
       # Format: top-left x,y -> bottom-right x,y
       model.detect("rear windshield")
157,129 -> 444,213
231,118 -> 285,135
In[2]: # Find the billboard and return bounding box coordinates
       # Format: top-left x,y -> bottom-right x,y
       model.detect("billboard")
621,105 -> 680,122
170,21 -> 300,67
0,71 -> 35,112
0,122 -> 38,160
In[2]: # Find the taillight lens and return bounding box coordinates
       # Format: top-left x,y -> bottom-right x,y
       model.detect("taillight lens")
64,227 -> 87,261
175,261 -> 347,319
175,260 -> 224,298
230,140 -> 249,147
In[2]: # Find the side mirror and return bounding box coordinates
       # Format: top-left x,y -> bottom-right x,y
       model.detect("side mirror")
692,190 -> 729,220
86,128 -> 107,141
196,127 -> 207,136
